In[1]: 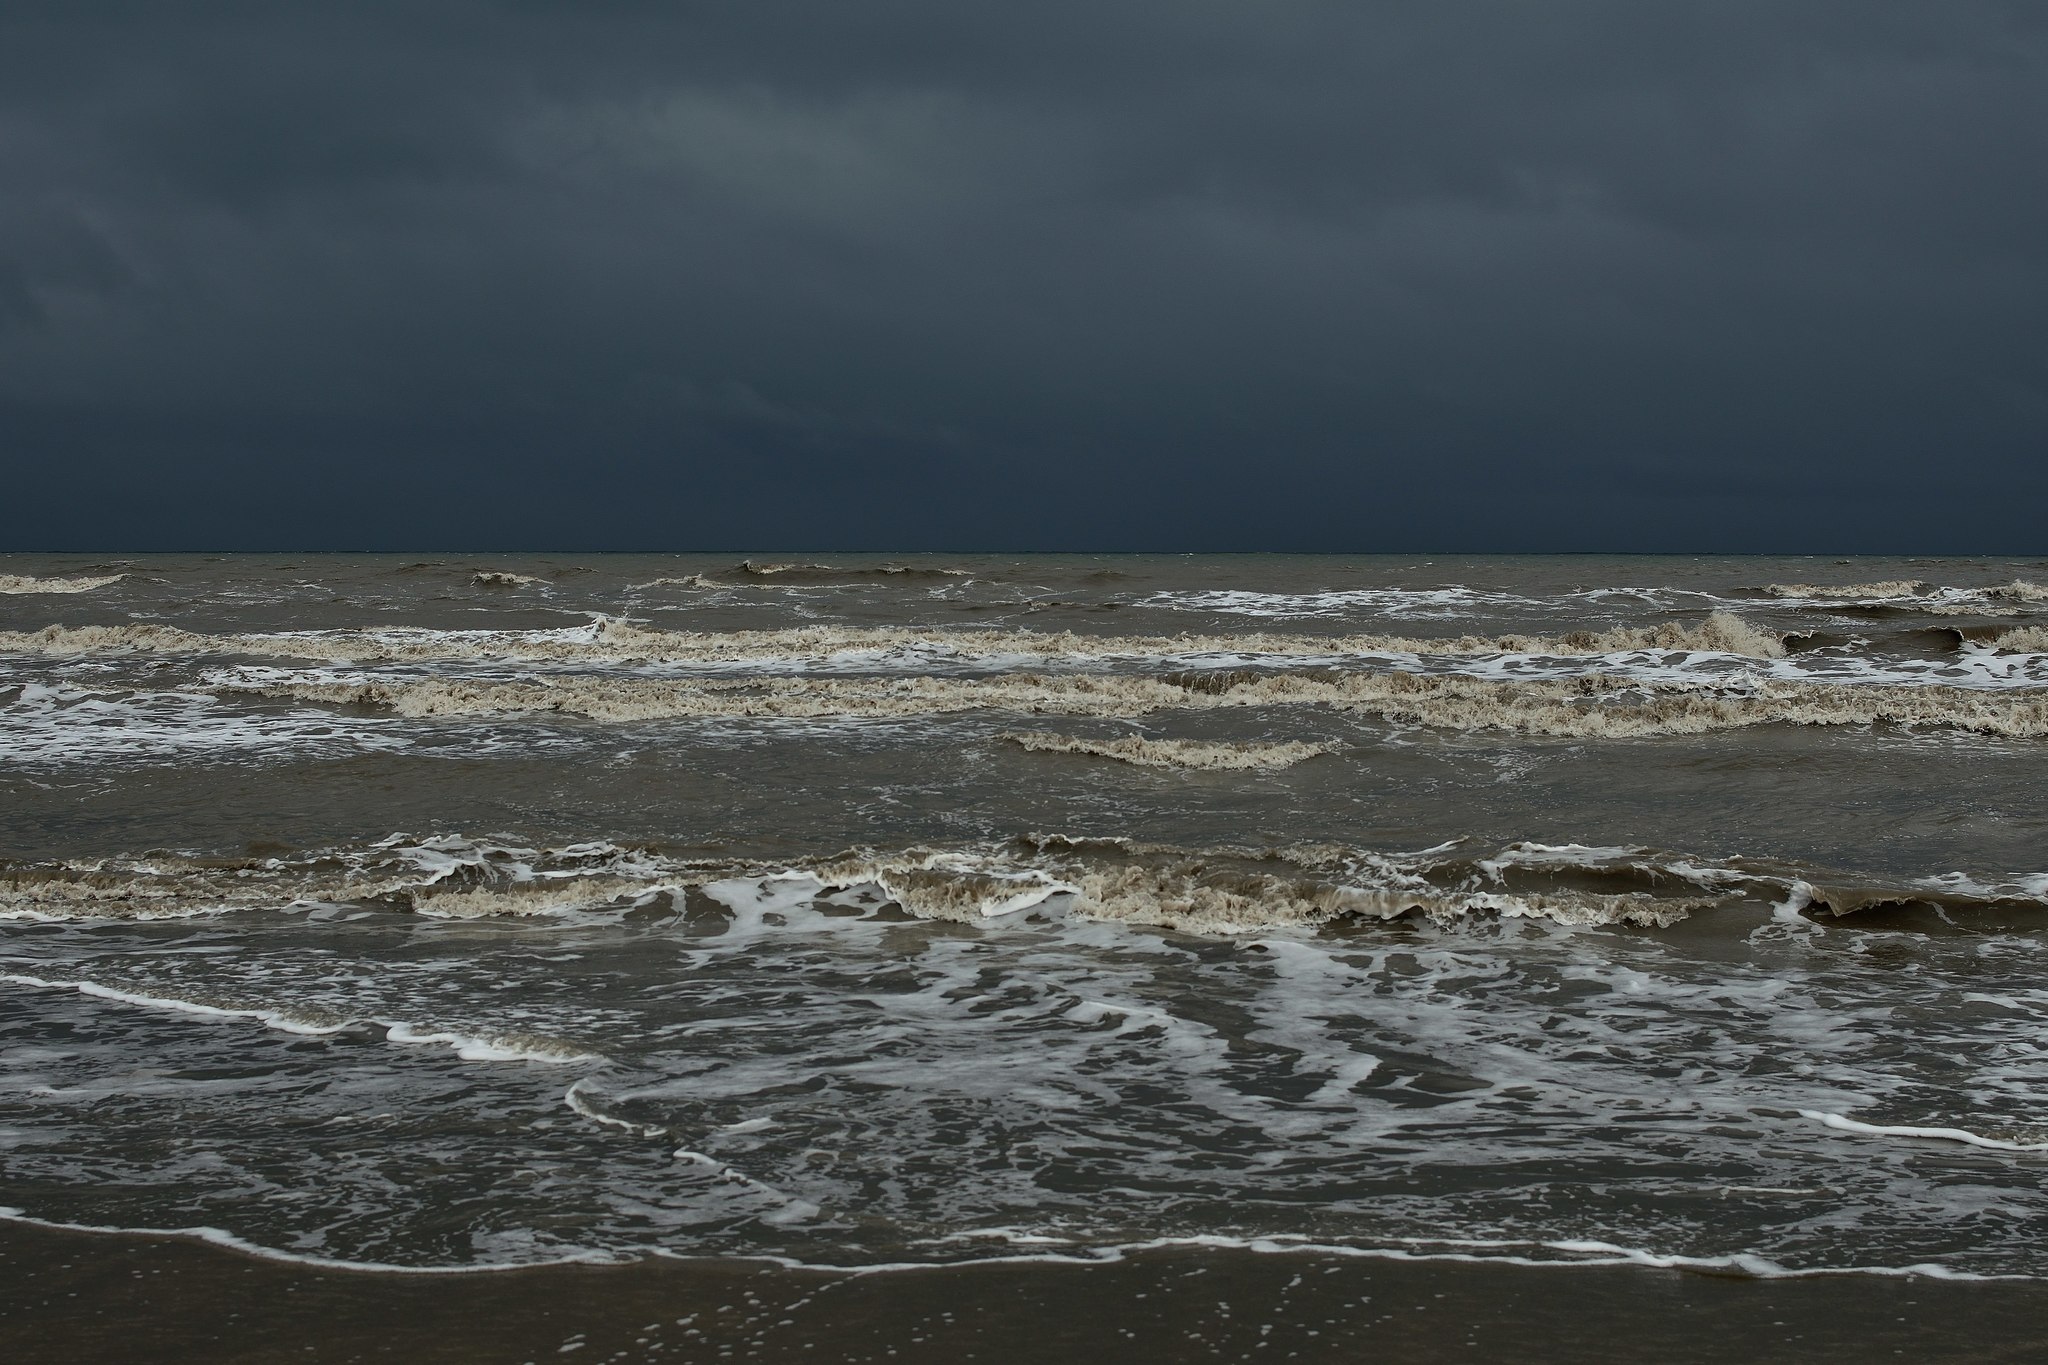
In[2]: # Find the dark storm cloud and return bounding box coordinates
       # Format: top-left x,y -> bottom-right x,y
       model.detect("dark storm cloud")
2,1 -> 2044,549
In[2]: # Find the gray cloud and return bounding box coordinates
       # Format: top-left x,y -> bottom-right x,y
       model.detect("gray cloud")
3,1 -> 2044,549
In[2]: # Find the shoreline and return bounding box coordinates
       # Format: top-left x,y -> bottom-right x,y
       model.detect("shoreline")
6,1221 -> 2048,1364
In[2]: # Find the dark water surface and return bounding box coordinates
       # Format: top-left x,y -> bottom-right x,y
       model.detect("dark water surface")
3,553 -> 2047,1287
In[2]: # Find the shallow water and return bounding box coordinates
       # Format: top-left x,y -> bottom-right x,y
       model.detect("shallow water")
3,552 -> 2047,1276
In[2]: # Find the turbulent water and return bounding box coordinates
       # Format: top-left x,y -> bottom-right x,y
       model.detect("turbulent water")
4,552 -> 2048,1278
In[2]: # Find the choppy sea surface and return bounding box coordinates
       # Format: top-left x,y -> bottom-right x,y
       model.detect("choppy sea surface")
4,552 -> 2048,1279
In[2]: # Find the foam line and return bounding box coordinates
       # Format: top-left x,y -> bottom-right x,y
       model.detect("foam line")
1800,1110 -> 2048,1152
0,1207 -> 620,1276
0,972 -> 598,1065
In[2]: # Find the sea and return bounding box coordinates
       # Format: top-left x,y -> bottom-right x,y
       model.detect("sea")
3,552 -> 2047,1283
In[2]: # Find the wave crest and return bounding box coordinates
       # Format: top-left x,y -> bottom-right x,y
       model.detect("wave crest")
1987,626 -> 2048,653
0,573 -> 123,594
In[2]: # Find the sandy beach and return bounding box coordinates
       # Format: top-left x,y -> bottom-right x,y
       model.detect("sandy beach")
7,1219 -> 2048,1364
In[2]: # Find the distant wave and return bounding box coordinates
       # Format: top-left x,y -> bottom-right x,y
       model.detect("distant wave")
729,560 -> 972,583
4,832 -> 2040,934
0,573 -> 123,594
472,571 -> 547,587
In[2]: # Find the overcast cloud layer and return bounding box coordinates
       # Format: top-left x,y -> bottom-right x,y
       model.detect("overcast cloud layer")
3,2 -> 2044,551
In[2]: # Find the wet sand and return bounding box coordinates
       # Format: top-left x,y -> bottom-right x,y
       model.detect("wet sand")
5,1222 -> 2047,1364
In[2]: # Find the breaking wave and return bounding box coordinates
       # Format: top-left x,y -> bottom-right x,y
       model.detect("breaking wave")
1760,580 -> 2048,616
630,575 -> 723,590
0,573 -> 123,594
1764,580 -> 1927,600
472,571 -> 546,587
210,668 -> 2048,739
1988,626 -> 2048,653
0,835 -> 699,924
0,611 -> 1789,667
997,731 -> 1329,771
4,832 -> 2041,935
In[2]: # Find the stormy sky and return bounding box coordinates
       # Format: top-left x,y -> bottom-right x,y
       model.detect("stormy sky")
3,2 -> 2044,552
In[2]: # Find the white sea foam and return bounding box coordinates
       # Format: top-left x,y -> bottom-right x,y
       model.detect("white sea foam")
0,681 -> 413,768
1133,586 -> 1546,620
384,1022 -> 599,1065
564,1079 -> 670,1137
1915,871 -> 2048,903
